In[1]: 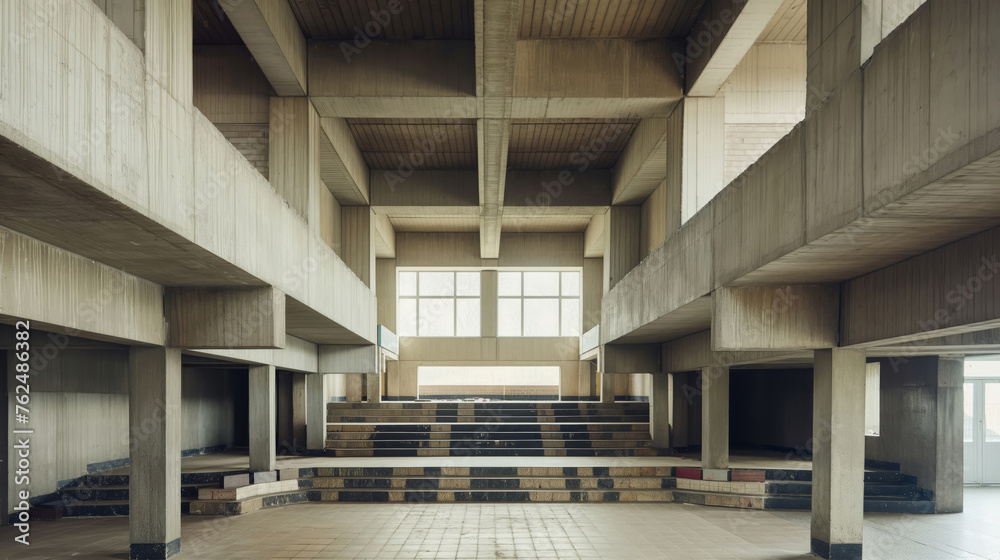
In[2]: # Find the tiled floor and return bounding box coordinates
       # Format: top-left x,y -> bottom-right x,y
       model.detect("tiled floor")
2,488 -> 997,559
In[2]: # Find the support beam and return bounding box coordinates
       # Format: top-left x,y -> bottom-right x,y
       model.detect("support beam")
475,0 -> 520,258
249,364 -> 276,472
670,372 -> 691,448
219,0 -> 307,96
373,213 -> 396,259
701,365 -> 729,470
305,373 -> 328,451
366,371 -> 382,403
318,344 -> 379,374
599,343 -> 661,375
612,117 -> 670,205
843,227 -> 1000,347
165,287 -> 285,349
685,0 -> 786,97
811,348 -> 866,560
319,118 -> 370,205
678,97 -> 726,224
0,227 -> 166,346
663,329 -> 808,372
712,285 -> 840,351
128,347 -> 181,560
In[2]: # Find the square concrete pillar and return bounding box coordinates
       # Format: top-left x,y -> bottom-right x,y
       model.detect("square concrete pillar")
346,373 -> 364,402
811,348 -> 866,560
306,373 -> 329,451
650,374 -> 671,448
670,372 -> 690,448
128,347 -> 182,559
249,365 -> 276,472
701,365 -> 729,470
935,356 -> 964,513
366,371 -> 382,403
600,372 -> 615,403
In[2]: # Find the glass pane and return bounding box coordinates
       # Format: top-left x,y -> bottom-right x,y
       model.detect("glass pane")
419,271 -> 454,297
561,271 -> 580,296
965,382 -> 975,443
398,298 -> 417,337
419,299 -> 454,336
399,271 -> 417,297
457,299 -> 481,336
524,272 -> 560,296
524,298 -> 559,336
498,298 -> 521,336
498,272 -> 521,297
986,383 -> 1000,443
456,272 -> 480,296
561,299 -> 580,337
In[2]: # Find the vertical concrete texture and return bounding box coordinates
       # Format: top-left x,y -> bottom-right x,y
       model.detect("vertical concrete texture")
248,364 -> 276,472
128,347 -> 182,559
811,348 -> 865,560
701,365 -> 729,469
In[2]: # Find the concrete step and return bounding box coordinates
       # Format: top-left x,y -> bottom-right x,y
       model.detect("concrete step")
326,415 -> 651,423
59,483 -> 213,502
327,403 -> 648,411
763,495 -> 935,513
323,439 -> 654,449
326,431 -> 652,440
326,423 -> 652,432
307,476 -> 677,491
315,448 -> 667,457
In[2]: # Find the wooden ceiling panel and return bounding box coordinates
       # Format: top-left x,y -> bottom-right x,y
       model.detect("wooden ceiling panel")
288,0 -> 474,40
348,118 -> 478,170
519,0 -> 707,39
193,0 -> 244,45
758,0 -> 807,43
507,119 -> 638,169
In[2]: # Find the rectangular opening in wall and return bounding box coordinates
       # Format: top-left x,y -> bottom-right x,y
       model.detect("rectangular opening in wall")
417,366 -> 560,401
865,362 -> 880,437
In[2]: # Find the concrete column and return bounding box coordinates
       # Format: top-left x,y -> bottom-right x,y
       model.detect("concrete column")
346,373 -> 363,402
128,347 -> 182,560
306,373 -> 329,451
366,371 -> 382,403
600,372 -> 615,403
670,372 -> 690,448
249,365 -> 276,472
811,348 -> 866,560
269,97 -> 320,223
291,372 -> 306,450
935,355 -> 964,513
650,374 -> 671,448
701,365 -> 729,469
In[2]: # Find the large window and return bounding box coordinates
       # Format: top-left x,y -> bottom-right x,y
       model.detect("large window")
498,270 -> 580,337
397,270 -> 480,337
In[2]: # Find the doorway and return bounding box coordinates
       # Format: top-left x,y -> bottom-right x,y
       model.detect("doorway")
964,368 -> 1000,484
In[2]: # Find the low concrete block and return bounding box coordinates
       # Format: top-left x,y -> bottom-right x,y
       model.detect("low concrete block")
222,473 -> 250,489
675,467 -> 702,480
278,468 -> 299,481
702,469 -> 730,482
252,471 -> 277,483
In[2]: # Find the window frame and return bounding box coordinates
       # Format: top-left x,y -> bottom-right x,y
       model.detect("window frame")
397,269 -> 481,338
497,269 -> 581,337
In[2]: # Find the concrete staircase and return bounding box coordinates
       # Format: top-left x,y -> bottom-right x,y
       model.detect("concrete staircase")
322,401 -> 665,457
44,465 -> 935,517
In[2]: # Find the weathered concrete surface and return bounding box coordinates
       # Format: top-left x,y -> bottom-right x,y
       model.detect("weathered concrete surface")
701,365 -> 729,470
248,364 -> 276,473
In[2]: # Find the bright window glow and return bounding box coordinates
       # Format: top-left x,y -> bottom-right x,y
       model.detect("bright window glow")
418,366 -> 561,400
498,270 -> 581,337
398,271 -> 480,337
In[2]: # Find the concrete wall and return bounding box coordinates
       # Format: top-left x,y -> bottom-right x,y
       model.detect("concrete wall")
729,368 -> 813,451
865,357 -> 937,486
2,335 -> 245,515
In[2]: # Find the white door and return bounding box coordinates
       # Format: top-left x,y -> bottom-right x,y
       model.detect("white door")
984,381 -> 1000,483
965,378 -> 1000,485
964,381 -> 979,484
